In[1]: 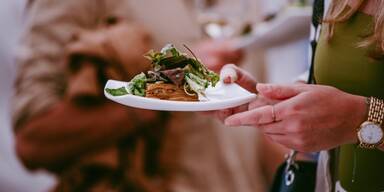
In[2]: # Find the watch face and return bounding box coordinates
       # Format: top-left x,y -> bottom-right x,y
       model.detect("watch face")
359,122 -> 383,145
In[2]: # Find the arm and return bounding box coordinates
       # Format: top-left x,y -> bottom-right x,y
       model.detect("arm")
16,100 -> 156,171
225,83 -> 367,152
217,65 -> 317,185
217,65 -> 368,152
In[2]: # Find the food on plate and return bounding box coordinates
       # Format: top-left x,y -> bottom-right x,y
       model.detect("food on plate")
105,44 -> 219,101
146,83 -> 198,101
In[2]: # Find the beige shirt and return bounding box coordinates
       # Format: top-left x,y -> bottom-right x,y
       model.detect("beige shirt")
13,0 -> 266,191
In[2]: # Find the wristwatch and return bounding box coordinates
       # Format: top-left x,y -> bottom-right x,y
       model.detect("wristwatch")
357,97 -> 384,149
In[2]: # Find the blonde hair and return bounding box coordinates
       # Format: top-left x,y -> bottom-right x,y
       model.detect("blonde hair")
323,0 -> 384,55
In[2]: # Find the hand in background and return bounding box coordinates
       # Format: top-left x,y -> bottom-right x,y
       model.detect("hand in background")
225,83 -> 367,152
193,40 -> 243,72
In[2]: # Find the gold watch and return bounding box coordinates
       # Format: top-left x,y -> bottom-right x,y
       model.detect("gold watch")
357,97 -> 384,149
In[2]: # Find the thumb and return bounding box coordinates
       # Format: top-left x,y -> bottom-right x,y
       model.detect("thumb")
220,64 -> 257,93
257,84 -> 303,100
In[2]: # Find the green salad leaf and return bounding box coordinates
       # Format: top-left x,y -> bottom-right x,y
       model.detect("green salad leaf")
161,43 -> 181,57
105,87 -> 128,96
105,73 -> 147,97
144,44 -> 220,96
126,72 -> 147,96
185,72 -> 208,95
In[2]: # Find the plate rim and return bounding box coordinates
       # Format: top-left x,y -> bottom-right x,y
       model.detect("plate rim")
104,79 -> 257,111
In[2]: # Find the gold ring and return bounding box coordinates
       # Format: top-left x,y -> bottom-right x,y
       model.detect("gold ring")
271,105 -> 276,122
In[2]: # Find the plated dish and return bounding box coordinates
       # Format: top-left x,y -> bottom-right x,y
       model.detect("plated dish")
104,44 -> 256,111
105,44 -> 219,101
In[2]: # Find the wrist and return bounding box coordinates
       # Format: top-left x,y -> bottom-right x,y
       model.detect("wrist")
356,96 -> 369,126
347,95 -> 368,144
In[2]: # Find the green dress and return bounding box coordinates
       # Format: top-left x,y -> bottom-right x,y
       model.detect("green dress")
314,11 -> 384,192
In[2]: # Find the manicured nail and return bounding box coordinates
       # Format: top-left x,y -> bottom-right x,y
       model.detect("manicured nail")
220,66 -> 237,83
223,76 -> 231,84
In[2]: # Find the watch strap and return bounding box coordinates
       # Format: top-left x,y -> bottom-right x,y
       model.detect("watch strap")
367,97 -> 384,125
358,97 -> 384,149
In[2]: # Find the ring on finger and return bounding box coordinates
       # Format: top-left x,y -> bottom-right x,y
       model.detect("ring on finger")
271,105 -> 276,122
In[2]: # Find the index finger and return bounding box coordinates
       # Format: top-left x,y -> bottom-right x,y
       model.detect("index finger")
224,105 -> 275,127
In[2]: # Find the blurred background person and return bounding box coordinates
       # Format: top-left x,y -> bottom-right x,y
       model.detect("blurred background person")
11,0 -> 268,191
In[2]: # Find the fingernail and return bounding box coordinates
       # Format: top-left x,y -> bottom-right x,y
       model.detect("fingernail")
220,66 -> 237,83
223,76 -> 231,84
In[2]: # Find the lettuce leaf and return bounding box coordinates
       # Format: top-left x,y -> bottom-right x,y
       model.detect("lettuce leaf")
126,72 -> 147,96
105,87 -> 128,96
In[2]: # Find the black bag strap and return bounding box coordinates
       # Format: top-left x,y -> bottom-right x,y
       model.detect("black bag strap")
291,0 -> 324,164
269,2 -> 326,192
307,0 -> 324,84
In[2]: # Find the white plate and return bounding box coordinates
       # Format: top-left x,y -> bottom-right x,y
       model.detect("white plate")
104,80 -> 256,111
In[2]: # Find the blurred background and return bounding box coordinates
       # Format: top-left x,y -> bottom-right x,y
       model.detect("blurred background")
0,0 -> 56,191
0,0 -> 311,191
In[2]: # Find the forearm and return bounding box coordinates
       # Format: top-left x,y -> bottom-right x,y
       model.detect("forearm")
15,100 -> 139,171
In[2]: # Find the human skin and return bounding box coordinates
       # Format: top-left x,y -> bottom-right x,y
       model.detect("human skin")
218,64 -> 384,152
15,99 -> 158,171
212,65 -> 312,184
225,83 -> 367,152
350,0 -> 377,16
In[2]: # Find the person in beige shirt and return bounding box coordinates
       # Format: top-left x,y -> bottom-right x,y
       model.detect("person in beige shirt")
13,0 -> 266,191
